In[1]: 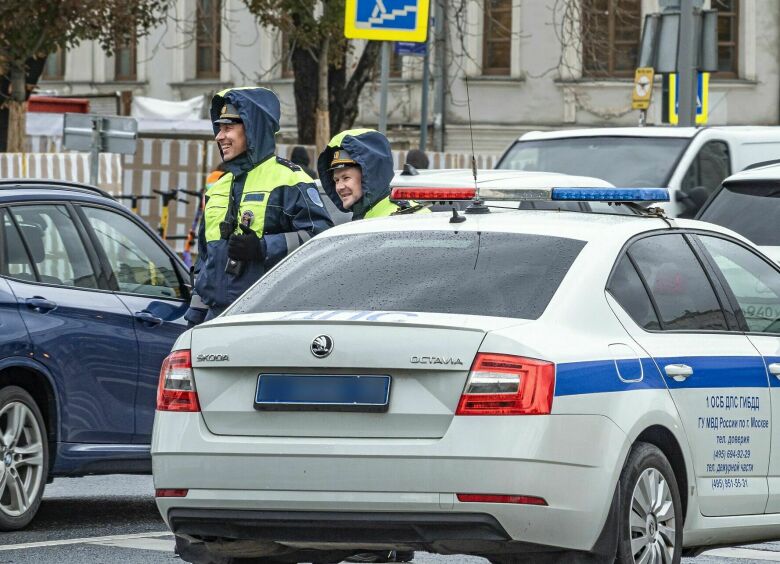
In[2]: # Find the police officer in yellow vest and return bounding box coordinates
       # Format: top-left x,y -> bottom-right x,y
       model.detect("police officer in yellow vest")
185,87 -> 333,325
317,129 -> 428,220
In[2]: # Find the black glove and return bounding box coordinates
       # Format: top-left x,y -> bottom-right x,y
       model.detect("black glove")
227,224 -> 265,262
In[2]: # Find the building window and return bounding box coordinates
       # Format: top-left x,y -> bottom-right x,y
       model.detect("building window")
42,48 -> 66,81
196,0 -> 221,79
581,0 -> 641,78
714,0 -> 738,78
115,31 -> 137,81
483,0 -> 512,75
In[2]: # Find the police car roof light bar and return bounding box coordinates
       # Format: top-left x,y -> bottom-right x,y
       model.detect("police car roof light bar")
390,186 -> 670,203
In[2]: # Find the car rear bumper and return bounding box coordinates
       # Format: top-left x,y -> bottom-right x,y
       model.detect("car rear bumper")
169,508 -> 620,563
152,412 -> 628,554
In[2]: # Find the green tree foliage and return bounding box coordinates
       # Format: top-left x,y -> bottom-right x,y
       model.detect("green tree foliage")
0,0 -> 172,151
241,0 -> 381,144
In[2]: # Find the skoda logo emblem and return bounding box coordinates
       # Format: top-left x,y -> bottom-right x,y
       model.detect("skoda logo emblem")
311,335 -> 334,358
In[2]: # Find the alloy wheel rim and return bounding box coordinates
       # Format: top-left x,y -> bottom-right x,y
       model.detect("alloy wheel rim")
630,467 -> 676,564
0,401 -> 44,517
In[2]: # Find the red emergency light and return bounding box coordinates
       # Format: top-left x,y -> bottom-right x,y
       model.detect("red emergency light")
390,187 -> 476,201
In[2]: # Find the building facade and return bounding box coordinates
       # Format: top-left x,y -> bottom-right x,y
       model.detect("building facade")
37,0 -> 780,153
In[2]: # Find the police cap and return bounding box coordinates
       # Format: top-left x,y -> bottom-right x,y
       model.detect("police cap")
328,148 -> 359,171
213,102 -> 242,125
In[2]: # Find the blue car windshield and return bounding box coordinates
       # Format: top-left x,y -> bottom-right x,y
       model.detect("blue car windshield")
497,136 -> 688,187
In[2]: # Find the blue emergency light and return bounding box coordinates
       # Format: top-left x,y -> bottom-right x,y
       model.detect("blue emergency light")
551,188 -> 670,202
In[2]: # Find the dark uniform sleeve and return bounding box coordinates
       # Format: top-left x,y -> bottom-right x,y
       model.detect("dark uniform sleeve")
194,211 -> 208,276
264,181 -> 334,267
184,210 -> 210,326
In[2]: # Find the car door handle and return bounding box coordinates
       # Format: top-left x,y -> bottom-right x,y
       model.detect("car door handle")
25,297 -> 57,313
768,363 -> 780,378
664,364 -> 693,382
134,311 -> 163,326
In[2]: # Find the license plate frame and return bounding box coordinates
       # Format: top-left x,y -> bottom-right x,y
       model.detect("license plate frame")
254,374 -> 391,412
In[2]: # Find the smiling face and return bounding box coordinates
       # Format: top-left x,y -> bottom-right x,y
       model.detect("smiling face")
215,123 -> 247,161
333,166 -> 363,209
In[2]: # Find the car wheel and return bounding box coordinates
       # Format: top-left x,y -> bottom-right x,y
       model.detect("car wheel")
616,442 -> 682,564
0,386 -> 49,531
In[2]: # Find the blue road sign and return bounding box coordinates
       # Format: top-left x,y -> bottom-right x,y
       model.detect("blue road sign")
394,41 -> 427,57
345,0 -> 430,42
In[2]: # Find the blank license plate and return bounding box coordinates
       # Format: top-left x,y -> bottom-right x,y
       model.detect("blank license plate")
254,374 -> 391,412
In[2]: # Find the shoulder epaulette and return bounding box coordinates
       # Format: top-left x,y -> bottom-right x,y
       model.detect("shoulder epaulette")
391,202 -> 426,215
276,156 -> 302,171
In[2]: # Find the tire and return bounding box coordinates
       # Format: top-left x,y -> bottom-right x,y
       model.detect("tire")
0,386 -> 49,531
616,442 -> 682,564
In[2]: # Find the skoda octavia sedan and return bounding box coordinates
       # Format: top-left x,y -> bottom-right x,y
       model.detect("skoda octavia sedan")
153,173 -> 780,564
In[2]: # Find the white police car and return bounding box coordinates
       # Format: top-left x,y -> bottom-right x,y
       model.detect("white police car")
152,171 -> 780,564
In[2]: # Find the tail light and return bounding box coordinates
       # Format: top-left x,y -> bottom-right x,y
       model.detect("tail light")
456,353 -> 554,415
155,488 -> 189,498
157,350 -> 200,412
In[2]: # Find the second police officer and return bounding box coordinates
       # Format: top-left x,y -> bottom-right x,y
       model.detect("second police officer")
317,128 -> 428,220
186,87 -> 333,324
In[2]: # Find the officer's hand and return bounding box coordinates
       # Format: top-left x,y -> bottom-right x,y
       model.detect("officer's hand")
227,224 -> 265,262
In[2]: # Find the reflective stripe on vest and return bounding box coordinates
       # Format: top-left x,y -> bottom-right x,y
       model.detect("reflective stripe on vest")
203,158 -> 311,242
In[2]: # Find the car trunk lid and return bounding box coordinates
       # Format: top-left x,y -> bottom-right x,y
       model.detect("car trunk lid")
190,311 -> 526,438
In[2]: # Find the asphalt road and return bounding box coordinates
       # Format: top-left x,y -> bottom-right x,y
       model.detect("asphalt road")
1,475 -> 779,563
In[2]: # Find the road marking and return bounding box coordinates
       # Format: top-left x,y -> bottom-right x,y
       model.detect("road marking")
91,537 -> 175,552
0,531 -> 172,552
701,547 -> 780,561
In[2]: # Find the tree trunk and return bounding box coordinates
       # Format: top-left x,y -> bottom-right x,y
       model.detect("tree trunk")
1,57 -> 46,153
291,45 -> 319,144
334,41 -> 381,133
328,51 -> 346,137
6,64 -> 28,153
315,36 -> 331,153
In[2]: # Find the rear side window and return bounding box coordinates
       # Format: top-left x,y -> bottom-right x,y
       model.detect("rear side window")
9,205 -> 98,289
628,234 -> 728,331
607,255 -> 660,330
232,231 -> 586,319
698,182 -> 780,246
1,209 -> 35,280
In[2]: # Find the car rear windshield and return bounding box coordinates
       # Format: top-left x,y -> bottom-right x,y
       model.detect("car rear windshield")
231,231 -> 586,319
496,136 -> 688,187
698,182 -> 780,246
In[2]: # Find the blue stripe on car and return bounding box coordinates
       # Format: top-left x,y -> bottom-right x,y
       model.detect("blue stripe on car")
555,356 -> 770,397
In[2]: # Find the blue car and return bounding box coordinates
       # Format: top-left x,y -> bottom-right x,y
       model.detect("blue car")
0,180 -> 189,530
